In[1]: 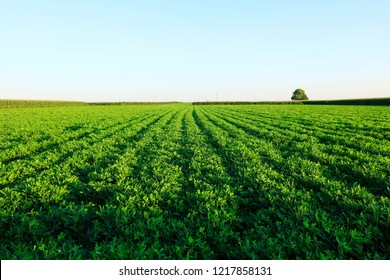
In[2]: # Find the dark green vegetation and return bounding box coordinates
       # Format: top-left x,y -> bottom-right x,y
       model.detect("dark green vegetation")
0,104 -> 389,259
291,89 -> 309,100
303,97 -> 390,106
193,97 -> 390,106
193,101 -> 301,105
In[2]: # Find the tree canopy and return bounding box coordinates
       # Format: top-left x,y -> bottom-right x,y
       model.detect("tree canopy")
291,89 -> 309,100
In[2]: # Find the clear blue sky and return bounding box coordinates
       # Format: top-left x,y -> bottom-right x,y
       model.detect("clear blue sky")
1,0 -> 389,102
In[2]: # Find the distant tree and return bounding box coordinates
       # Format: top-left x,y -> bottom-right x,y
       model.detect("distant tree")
291,89 -> 309,100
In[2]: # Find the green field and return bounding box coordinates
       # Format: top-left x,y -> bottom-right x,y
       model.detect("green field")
0,104 -> 389,259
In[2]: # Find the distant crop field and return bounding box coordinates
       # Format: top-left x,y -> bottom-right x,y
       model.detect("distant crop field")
0,104 -> 389,259
0,99 -> 85,108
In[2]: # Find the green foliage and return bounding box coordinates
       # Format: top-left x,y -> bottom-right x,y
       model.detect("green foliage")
303,98 -> 390,106
193,101 -> 301,105
0,104 -> 389,259
0,99 -> 182,108
192,98 -> 390,106
0,99 -> 85,108
291,89 -> 309,100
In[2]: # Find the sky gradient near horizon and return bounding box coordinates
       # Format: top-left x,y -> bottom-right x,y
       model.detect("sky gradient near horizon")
1,0 -> 389,102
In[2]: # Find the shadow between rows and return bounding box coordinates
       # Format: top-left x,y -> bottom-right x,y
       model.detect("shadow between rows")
1,116 -> 136,166
211,107 -> 389,156
60,109 -> 186,256
194,108 -> 389,258
2,113 -> 160,189
126,108 -> 249,258
191,108 -> 309,258
209,109 -> 389,198
126,110 -> 182,184
0,110 -> 179,255
66,109 -> 176,206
